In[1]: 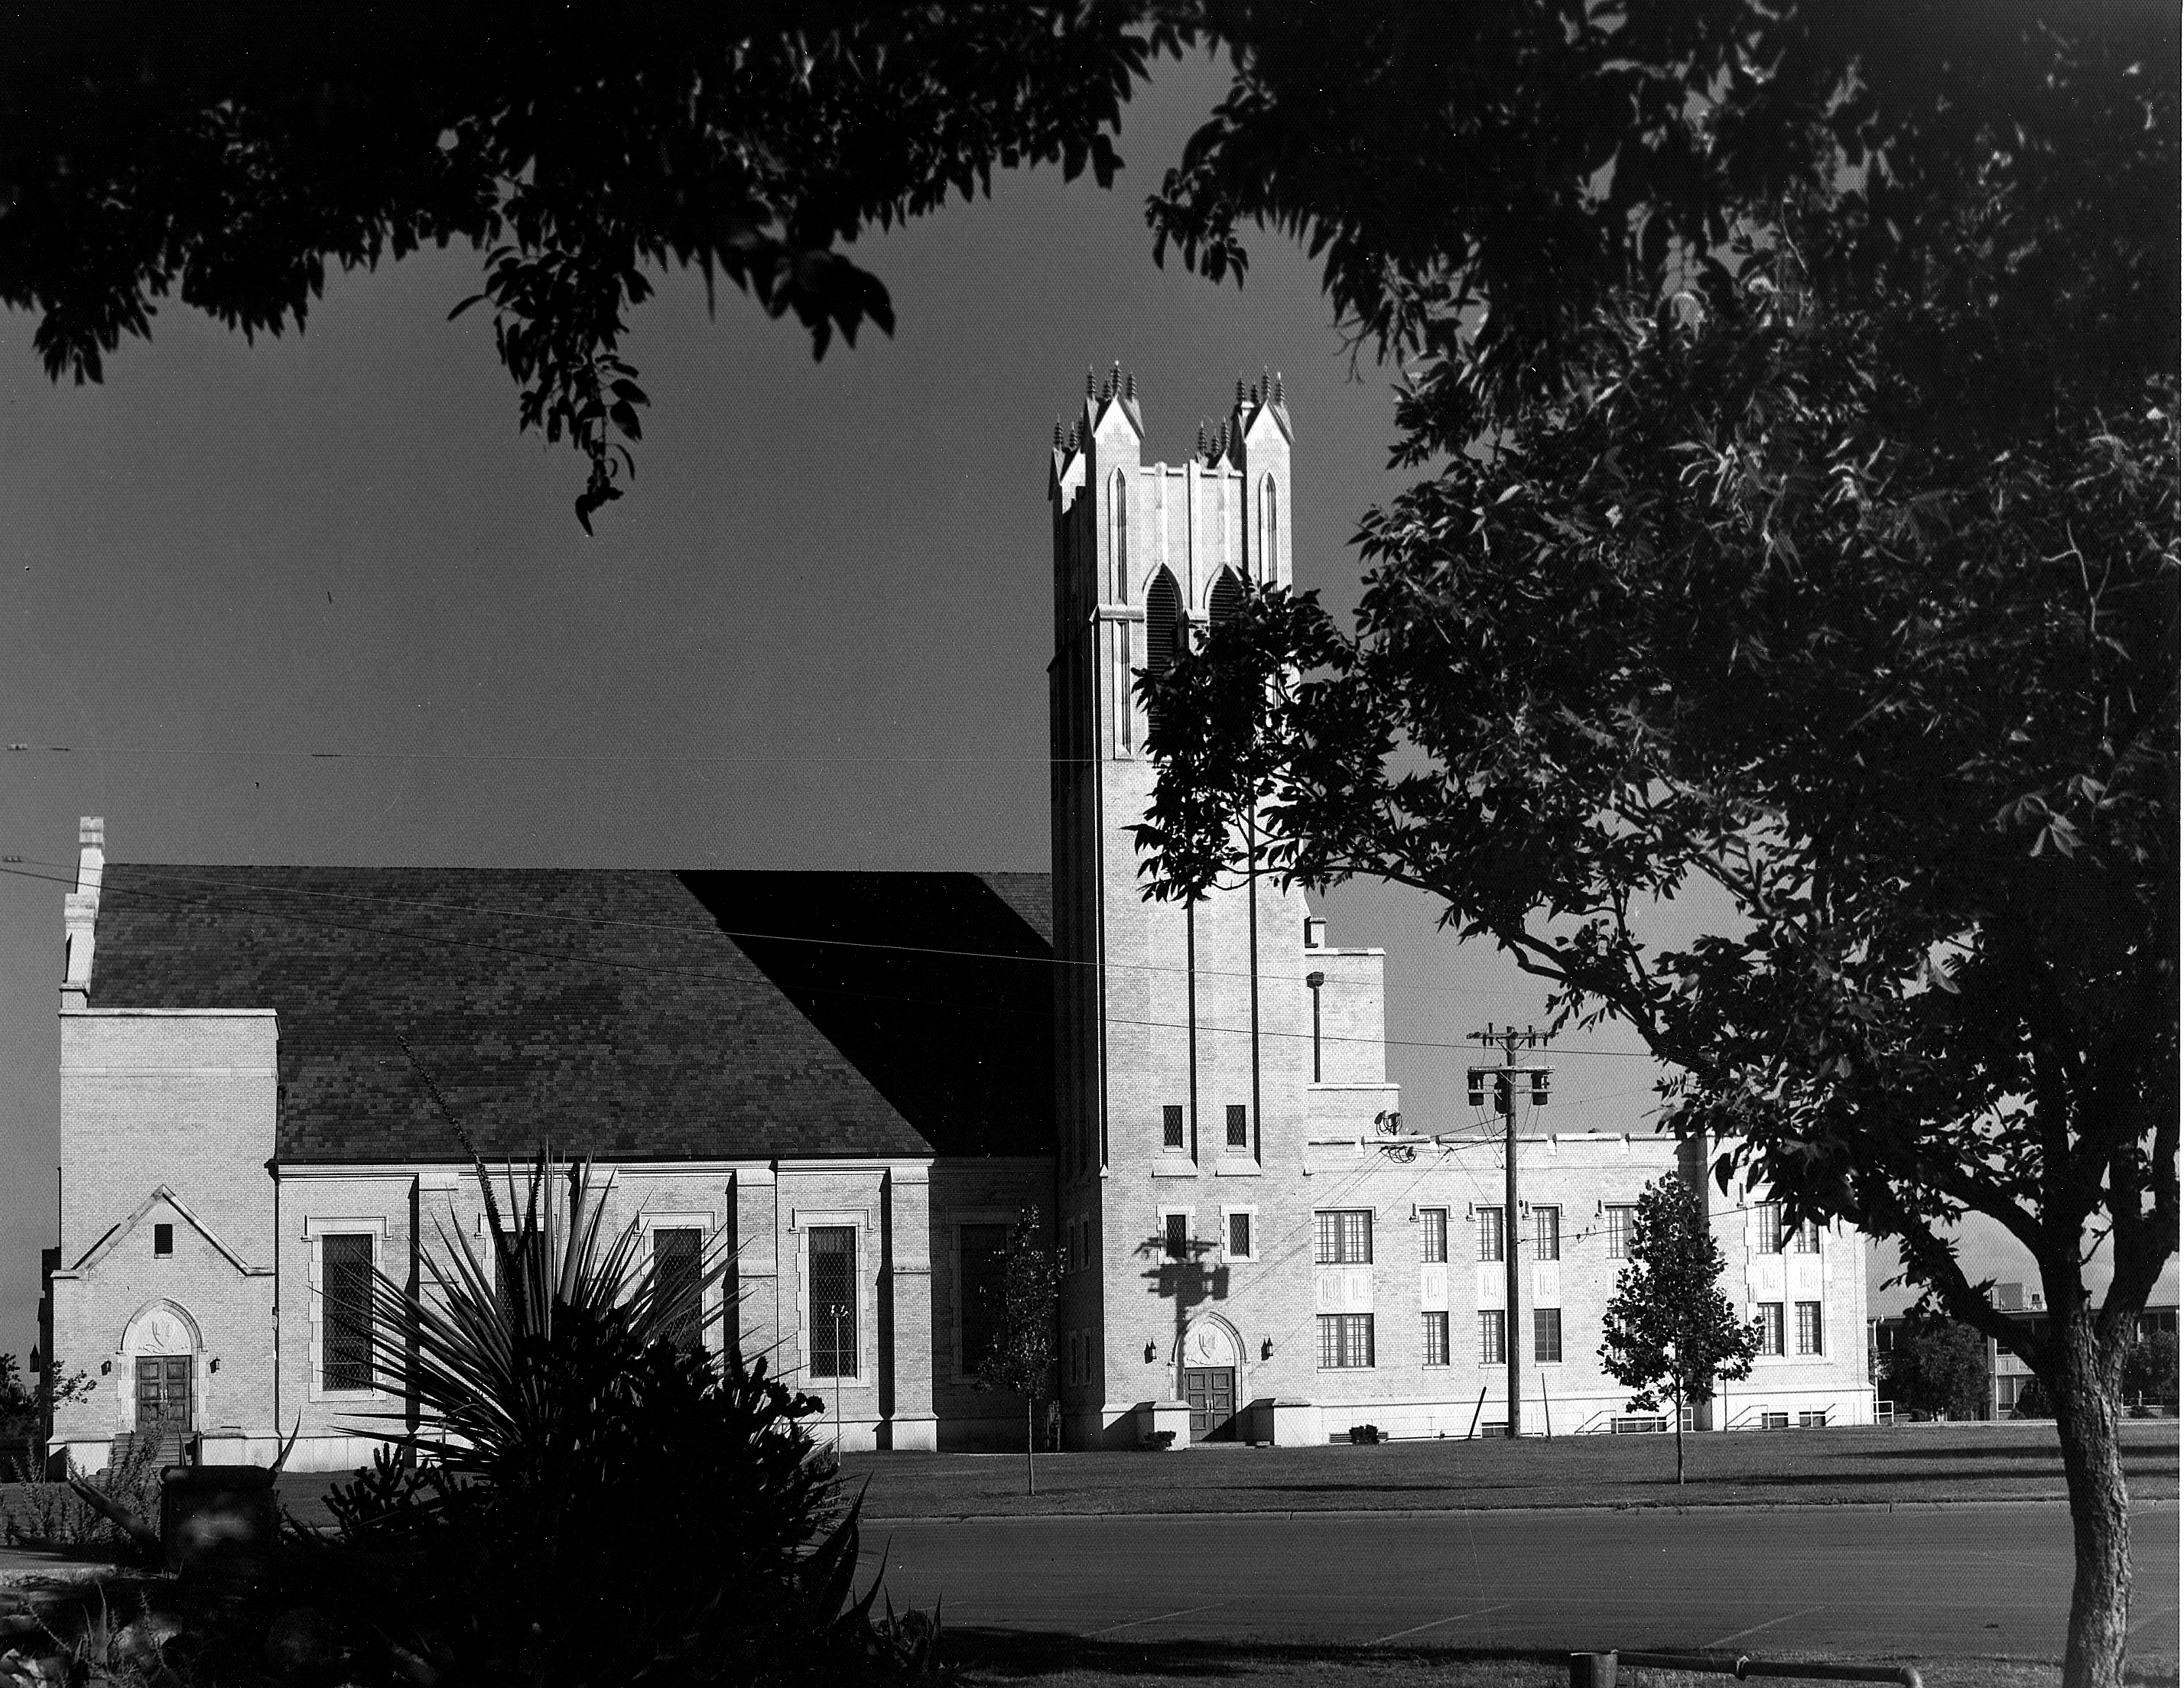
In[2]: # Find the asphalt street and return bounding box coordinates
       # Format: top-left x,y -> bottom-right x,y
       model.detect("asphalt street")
859,1501 -> 2181,1663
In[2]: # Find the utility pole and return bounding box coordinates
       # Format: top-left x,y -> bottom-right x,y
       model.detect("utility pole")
1469,1023 -> 1552,1439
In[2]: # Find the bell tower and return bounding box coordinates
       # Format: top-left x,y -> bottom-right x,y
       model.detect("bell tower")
1049,366 -> 1318,1447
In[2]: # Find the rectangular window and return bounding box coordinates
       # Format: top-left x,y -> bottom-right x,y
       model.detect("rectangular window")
1479,1309 -> 1506,1366
957,1223 -> 1008,1376
1318,1312 -> 1374,1368
1534,1307 -> 1563,1363
1315,1209 -> 1373,1264
1759,1301 -> 1785,1357
1790,1219 -> 1822,1255
1477,1206 -> 1504,1261
810,1226 -> 860,1378
1762,1410 -> 1791,1430
1227,1212 -> 1253,1261
1796,1300 -> 1824,1356
153,1223 -> 174,1258
320,1232 -> 375,1392
1757,1201 -> 1784,1252
1164,1212 -> 1190,1259
1225,1104 -> 1249,1150
1161,1103 -> 1185,1150
1606,1206 -> 1636,1258
653,1228 -> 705,1352
1421,1310 -> 1450,1367
1419,1207 -> 1448,1264
1534,1206 -> 1561,1261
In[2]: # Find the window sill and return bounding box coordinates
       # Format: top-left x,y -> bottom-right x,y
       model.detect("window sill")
1149,1163 -> 1200,1179
1214,1160 -> 1261,1177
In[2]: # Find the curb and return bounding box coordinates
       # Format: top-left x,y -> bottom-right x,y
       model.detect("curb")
866,1495 -> 2180,1526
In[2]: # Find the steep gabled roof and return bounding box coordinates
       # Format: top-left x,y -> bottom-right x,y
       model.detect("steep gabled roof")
89,865 -> 1055,1165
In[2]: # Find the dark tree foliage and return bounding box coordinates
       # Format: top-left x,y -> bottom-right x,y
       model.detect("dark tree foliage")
2122,1329 -> 2178,1409
0,5 -> 1168,529
1137,14 -> 2176,1687
1597,1176 -> 1759,1485
1882,1315 -> 1993,1423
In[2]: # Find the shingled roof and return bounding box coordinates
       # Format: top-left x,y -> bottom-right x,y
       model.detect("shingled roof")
88,865 -> 1055,1165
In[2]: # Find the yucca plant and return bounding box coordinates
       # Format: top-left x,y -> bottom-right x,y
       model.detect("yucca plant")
283,1131 -> 942,1686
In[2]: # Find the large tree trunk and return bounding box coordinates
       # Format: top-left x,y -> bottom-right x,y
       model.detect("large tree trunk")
2051,1306 -> 2133,1688
1025,1394 -> 1035,1496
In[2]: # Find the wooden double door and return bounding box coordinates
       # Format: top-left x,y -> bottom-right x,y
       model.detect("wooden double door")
1182,1366 -> 1236,1442
135,1355 -> 193,1440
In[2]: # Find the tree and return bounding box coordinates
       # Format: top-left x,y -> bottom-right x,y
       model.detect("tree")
1882,1316 -> 1991,1423
10,5 -> 2141,530
970,1207 -> 1061,1495
1598,1176 -> 1759,1485
1136,15 -> 2176,1686
0,7 -> 1168,529
0,1353 -> 95,1463
2122,1329 -> 2178,1410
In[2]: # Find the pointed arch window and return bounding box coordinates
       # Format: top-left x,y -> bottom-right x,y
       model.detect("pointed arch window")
1110,469 -> 1129,599
1144,566 -> 1185,735
1256,473 -> 1279,579
1209,567 -> 1243,628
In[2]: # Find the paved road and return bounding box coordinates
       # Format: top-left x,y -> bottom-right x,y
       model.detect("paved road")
860,1502 -> 2180,1662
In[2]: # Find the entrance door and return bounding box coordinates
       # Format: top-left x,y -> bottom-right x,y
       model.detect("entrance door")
1182,1366 -> 1236,1442
135,1355 -> 192,1440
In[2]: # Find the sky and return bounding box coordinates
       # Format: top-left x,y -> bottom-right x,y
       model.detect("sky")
0,54 -> 1674,1360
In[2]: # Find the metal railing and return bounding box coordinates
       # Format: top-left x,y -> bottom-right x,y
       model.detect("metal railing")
1571,1652 -> 1921,1686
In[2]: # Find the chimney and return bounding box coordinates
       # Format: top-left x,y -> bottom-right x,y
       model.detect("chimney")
61,816 -> 103,1008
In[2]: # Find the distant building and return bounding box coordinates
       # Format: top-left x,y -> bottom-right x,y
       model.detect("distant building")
40,374 -> 1873,1471
1866,1225 -> 2179,1420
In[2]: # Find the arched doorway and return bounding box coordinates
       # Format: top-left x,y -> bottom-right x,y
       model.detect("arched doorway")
119,1299 -> 201,1454
1179,1316 -> 1242,1441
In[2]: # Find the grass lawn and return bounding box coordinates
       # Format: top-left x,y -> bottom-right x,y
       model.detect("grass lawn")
941,1634 -> 2180,1688
829,1420 -> 2180,1520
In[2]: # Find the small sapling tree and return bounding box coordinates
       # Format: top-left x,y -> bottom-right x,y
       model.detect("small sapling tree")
972,1207 -> 1061,1495
1600,1176 -> 1760,1485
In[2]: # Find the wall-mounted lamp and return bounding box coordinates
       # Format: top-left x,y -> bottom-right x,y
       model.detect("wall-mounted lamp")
100,1360 -> 112,1375
209,1358 -> 220,1374
1260,1337 -> 1275,1360
1407,1203 -> 1419,1223
1143,1340 -> 1158,1364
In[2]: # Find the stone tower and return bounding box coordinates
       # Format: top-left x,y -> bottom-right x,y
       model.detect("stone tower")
1050,367 -> 1376,1447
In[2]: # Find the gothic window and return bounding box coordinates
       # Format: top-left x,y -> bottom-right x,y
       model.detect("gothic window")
1256,472 -> 1279,578
1143,567 -> 1184,734
1210,566 -> 1243,627
1110,469 -> 1129,599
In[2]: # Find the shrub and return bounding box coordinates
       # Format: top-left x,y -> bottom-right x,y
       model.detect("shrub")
2013,1377 -> 2055,1419
271,1145 -> 943,1687
1347,1423 -> 1383,1445
0,1436 -> 163,1555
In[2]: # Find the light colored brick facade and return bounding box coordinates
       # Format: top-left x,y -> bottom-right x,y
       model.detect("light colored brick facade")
40,375 -> 1869,1473
1045,373 -> 1873,1447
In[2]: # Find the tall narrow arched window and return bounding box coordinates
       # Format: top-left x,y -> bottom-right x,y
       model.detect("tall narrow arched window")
1144,567 -> 1184,735
1257,472 -> 1279,579
1110,469 -> 1129,599
1210,567 -> 1243,627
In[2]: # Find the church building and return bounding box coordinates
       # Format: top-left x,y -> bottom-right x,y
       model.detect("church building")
41,374 -> 1873,1471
